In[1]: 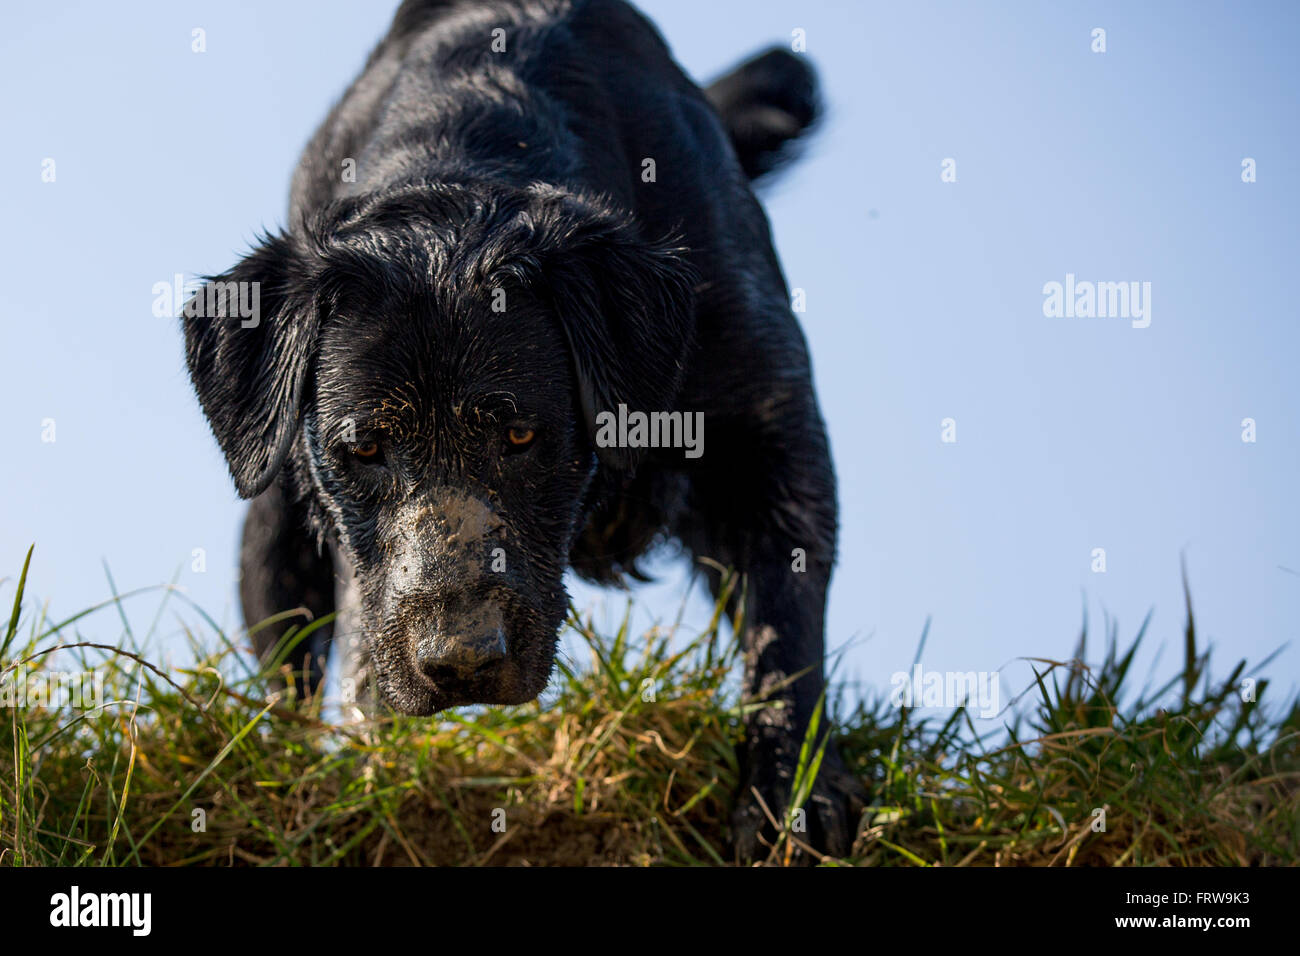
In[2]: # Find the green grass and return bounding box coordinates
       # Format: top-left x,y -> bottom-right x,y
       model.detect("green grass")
2,544 -> 1297,866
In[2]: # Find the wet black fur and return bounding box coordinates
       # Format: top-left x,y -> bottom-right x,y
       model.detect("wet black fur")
184,0 -> 862,858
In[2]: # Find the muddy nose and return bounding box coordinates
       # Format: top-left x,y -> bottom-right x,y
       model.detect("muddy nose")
418,628 -> 507,684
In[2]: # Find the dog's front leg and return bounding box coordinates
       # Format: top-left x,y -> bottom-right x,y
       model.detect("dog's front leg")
730,558 -> 866,862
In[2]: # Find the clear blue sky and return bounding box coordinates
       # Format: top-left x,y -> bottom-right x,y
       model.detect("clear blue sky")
3,1 -> 1297,716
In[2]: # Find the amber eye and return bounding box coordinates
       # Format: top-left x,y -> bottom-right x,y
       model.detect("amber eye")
506,427 -> 536,448
352,440 -> 380,459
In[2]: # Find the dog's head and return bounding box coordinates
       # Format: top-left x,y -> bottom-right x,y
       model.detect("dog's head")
183,183 -> 695,713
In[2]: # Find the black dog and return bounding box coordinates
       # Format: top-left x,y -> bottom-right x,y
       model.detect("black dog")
184,0 -> 862,859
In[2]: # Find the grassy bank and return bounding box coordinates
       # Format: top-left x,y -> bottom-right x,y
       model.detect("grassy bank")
2,546 -> 1297,866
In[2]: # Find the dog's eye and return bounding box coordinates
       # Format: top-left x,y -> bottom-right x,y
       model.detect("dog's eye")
351,440 -> 382,461
505,426 -> 536,450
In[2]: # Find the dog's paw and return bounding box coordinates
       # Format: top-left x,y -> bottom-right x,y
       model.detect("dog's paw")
731,743 -> 867,864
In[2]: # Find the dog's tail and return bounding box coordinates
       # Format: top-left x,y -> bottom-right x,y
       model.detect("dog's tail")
704,48 -> 820,183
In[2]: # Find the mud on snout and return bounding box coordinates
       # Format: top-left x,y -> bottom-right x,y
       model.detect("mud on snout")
353,489 -> 565,714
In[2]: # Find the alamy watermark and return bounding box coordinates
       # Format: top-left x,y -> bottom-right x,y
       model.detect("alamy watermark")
0,665 -> 104,710
1042,273 -> 1151,328
889,664 -> 1001,719
152,273 -> 261,328
50,886 -> 151,936
594,404 -> 704,459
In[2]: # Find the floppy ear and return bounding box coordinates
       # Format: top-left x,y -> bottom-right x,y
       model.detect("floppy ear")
182,233 -> 320,499
527,195 -> 697,471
